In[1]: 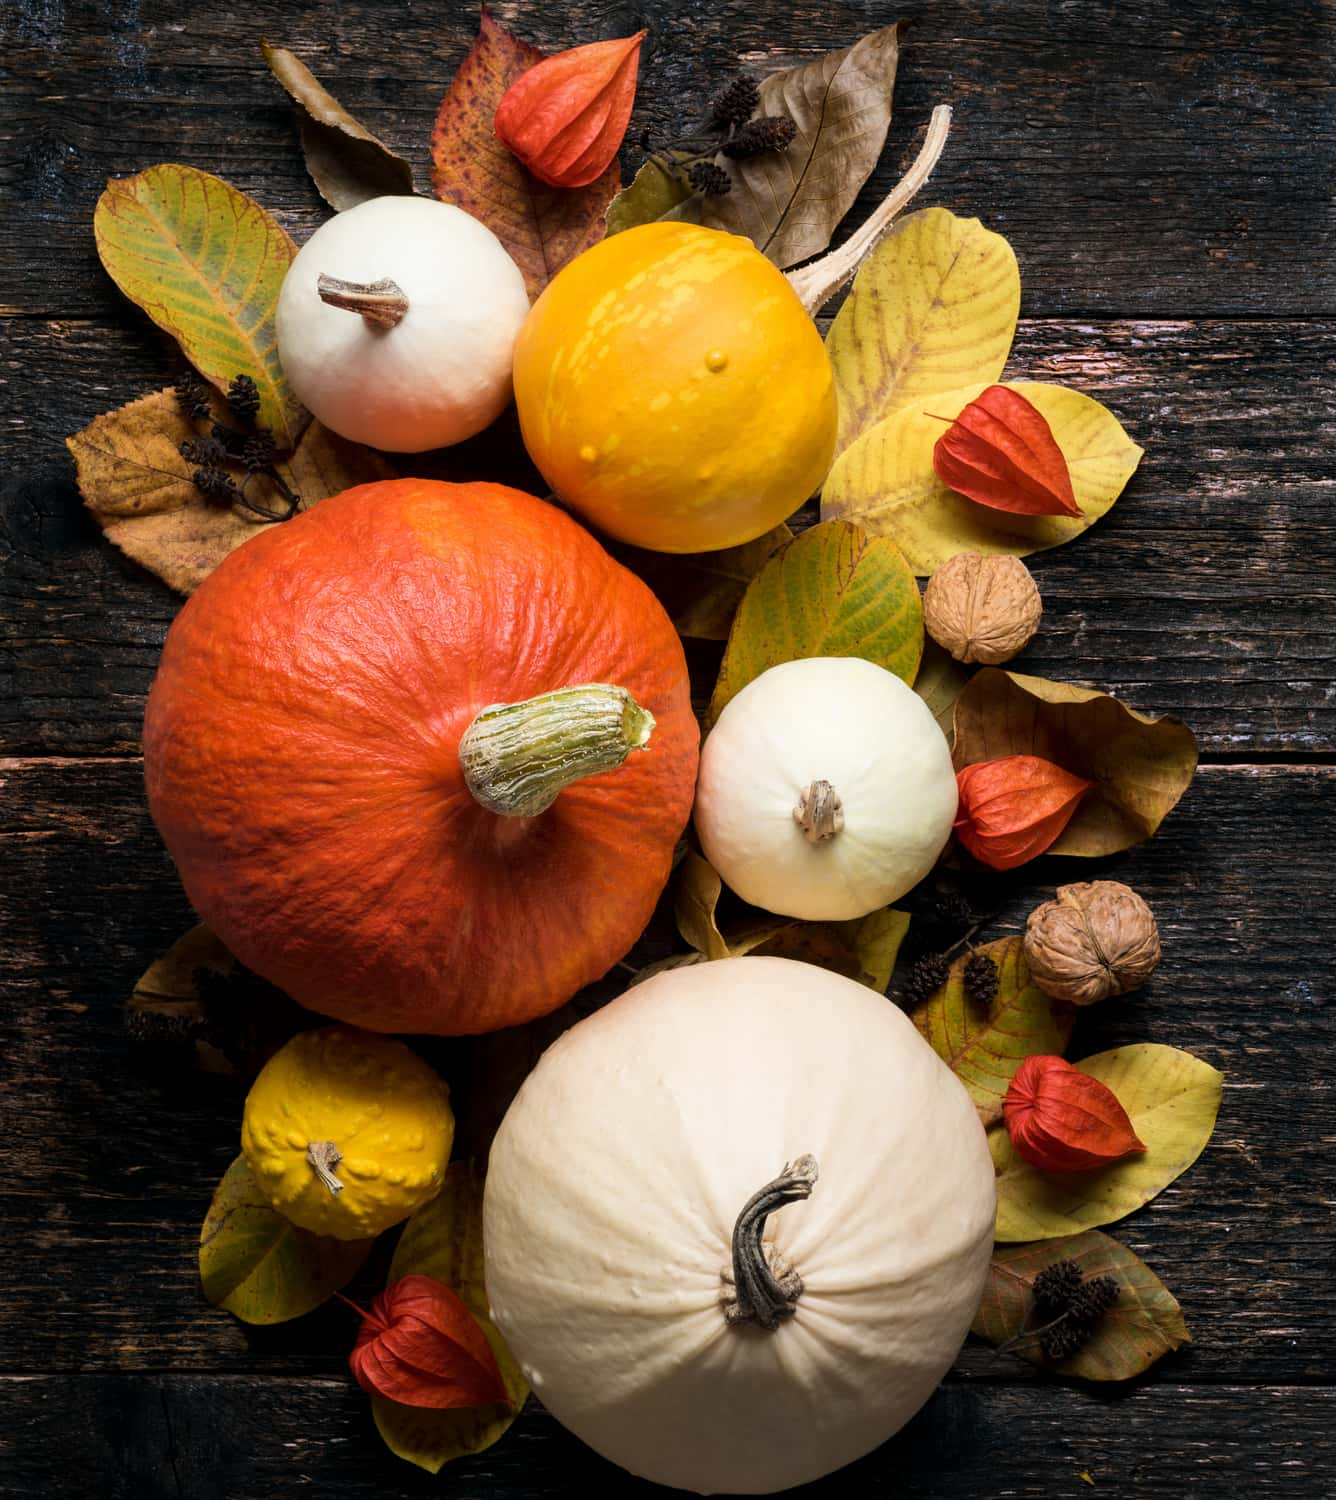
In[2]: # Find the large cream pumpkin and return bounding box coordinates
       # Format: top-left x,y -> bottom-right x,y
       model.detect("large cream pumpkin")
484,956 -> 996,1495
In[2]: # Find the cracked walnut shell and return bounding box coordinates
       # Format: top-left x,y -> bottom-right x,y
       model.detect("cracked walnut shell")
1024,881 -> 1161,1005
923,552 -> 1042,664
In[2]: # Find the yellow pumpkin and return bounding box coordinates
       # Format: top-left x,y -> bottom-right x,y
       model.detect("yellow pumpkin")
241,1026 -> 454,1240
512,222 -> 837,553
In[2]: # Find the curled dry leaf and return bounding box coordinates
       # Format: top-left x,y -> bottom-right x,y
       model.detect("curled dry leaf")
821,380 -> 1144,576
694,23 -> 905,270
972,1230 -> 1191,1380
674,849 -> 909,991
911,640 -> 970,748
933,385 -> 1080,518
494,31 -> 646,189
262,41 -> 416,210
1025,881 -> 1161,1005
431,10 -> 618,301
125,923 -> 307,1077
611,523 -> 793,640
952,669 -> 1199,857
70,388 -> 396,593
909,936 -> 1076,1128
373,1162 -> 528,1472
199,1155 -> 373,1325
348,1274 -> 509,1410
605,154 -> 693,235
991,1044 -> 1224,1242
1004,1054 -> 1147,1172
707,520 -> 923,729
825,207 -> 1020,457
94,165 -> 304,449
954,755 -> 1093,870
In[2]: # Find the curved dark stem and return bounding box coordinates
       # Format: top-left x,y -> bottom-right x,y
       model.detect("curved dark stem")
996,1309 -> 1072,1356
239,469 -> 301,522
726,1154 -> 819,1330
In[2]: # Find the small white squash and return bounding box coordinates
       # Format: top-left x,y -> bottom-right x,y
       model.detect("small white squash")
694,657 -> 959,921
275,196 -> 529,452
484,956 -> 995,1496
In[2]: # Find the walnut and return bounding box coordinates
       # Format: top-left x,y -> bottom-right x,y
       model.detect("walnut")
923,552 -> 1042,665
1024,881 -> 1161,1005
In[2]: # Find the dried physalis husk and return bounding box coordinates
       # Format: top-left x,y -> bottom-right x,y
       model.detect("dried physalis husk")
923,551 -> 1042,665
1024,880 -> 1161,1005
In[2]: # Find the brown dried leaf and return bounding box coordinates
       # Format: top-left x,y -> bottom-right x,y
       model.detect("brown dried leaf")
952,670 -> 1198,857
70,388 -> 396,593
972,1230 -> 1190,1380
430,9 -> 618,301
262,40 -> 416,210
696,24 -> 905,269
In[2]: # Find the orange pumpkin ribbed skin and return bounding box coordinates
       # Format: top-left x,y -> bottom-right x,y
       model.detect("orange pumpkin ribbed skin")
143,480 -> 699,1035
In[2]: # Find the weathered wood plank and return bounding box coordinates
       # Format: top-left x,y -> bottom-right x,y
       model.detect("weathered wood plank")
3,317 -> 1334,758
1,1376 -> 1331,1498
0,757 -> 1331,1383
1,0 -> 1333,318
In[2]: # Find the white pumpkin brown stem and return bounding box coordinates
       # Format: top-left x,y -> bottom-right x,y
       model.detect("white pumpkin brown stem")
459,683 -> 656,818
794,780 -> 844,842
722,1154 -> 819,1330
306,1140 -> 344,1196
315,273 -> 410,329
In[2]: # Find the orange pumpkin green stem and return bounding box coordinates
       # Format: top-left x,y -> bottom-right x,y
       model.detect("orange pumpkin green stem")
459,682 -> 656,818
315,273 -> 410,330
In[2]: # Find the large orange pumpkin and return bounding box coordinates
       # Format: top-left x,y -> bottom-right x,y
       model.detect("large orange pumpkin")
143,480 -> 698,1035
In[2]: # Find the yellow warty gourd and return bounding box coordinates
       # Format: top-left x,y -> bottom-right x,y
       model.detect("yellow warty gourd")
512,221 -> 837,554
241,1025 -> 454,1240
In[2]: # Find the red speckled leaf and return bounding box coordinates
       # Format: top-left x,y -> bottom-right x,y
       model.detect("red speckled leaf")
431,8 -> 619,300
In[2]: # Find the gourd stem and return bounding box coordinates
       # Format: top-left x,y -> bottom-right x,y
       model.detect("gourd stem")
459,683 -> 655,818
307,1140 -> 344,1196
722,1155 -> 819,1330
794,780 -> 844,842
786,104 -> 952,315
316,273 -> 410,329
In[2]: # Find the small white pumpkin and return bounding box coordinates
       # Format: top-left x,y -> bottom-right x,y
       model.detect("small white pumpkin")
484,956 -> 995,1496
694,656 -> 959,921
275,196 -> 529,452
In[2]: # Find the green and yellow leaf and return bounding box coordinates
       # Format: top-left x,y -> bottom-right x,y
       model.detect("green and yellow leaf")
910,937 -> 1076,1126
952,669 -> 1198,856
606,156 -> 694,236
821,380 -> 1144,575
707,520 -> 922,727
825,207 -> 1020,456
373,1162 -> 528,1473
199,1155 -> 373,1325
972,1230 -> 1191,1380
913,640 -> 971,749
94,165 -> 304,448
992,1044 -> 1224,1241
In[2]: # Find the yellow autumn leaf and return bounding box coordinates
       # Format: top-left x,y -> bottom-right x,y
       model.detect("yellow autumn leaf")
372,1162 -> 527,1473
825,207 -> 1019,456
70,388 -> 396,593
821,380 -> 1144,575
94,164 -> 305,447
992,1044 -> 1223,1242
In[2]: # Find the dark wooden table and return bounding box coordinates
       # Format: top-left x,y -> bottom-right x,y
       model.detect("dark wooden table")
3,1 -> 1334,1495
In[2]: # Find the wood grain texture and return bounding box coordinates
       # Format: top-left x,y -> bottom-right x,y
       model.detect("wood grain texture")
3,1376 -> 1334,1498
4,318 -> 1333,757
0,758 -> 1330,1386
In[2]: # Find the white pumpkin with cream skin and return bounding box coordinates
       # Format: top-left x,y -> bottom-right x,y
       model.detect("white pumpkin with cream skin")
275,195 -> 529,452
694,656 -> 959,920
483,956 -> 996,1496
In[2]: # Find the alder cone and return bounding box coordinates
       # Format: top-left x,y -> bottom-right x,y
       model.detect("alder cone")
1024,881 -> 1161,1005
143,480 -> 699,1035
